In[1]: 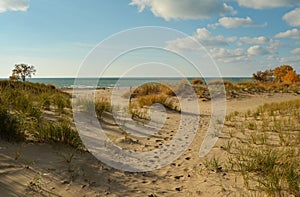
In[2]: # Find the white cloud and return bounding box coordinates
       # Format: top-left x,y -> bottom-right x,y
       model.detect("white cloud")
235,0 -> 299,9
279,56 -> 300,63
247,45 -> 271,56
239,36 -> 270,44
0,0 -> 29,13
283,8 -> 300,27
209,16 -> 266,28
275,28 -> 300,39
165,28 -> 237,51
210,48 -> 248,63
266,55 -> 279,61
129,0 -> 235,20
290,48 -> 300,54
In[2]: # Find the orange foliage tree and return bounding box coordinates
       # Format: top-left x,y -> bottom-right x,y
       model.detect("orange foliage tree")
273,65 -> 294,83
282,70 -> 300,84
253,65 -> 299,84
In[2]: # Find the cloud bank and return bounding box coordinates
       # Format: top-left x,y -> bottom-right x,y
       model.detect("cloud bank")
129,0 -> 235,20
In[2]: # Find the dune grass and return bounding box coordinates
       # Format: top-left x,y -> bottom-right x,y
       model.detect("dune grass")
124,83 -> 181,121
0,106 -> 25,142
0,80 -> 82,148
75,98 -> 112,119
220,99 -> 300,196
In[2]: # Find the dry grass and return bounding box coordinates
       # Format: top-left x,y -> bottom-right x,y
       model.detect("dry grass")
127,82 -> 181,121
131,83 -> 175,98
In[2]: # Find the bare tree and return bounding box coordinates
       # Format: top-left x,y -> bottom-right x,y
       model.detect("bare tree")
10,64 -> 36,82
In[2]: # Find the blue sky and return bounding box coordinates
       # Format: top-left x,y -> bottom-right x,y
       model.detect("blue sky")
1,0 -> 300,77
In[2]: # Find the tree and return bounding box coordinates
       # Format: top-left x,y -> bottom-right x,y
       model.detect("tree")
252,69 -> 273,82
273,65 -> 293,83
282,70 -> 300,84
10,64 -> 36,82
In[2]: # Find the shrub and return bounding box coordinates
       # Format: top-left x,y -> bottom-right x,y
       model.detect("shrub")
191,78 -> 203,85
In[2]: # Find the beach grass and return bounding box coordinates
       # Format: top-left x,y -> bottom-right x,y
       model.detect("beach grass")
221,99 -> 300,196
0,80 -> 83,148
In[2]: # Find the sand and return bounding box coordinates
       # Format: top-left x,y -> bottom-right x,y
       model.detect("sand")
0,90 -> 299,196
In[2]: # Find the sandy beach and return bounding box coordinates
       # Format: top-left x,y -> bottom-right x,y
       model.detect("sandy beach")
0,88 -> 299,196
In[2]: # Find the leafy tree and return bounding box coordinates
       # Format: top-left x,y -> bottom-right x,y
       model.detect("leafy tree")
252,69 -> 273,82
273,65 -> 293,83
10,64 -> 36,82
282,70 -> 300,84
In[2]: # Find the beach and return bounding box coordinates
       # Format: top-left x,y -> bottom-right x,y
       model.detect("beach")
1,86 -> 299,196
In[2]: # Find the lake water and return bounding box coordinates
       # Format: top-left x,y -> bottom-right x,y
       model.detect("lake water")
0,77 -> 253,89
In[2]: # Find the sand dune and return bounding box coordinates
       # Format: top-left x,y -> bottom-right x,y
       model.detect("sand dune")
0,90 -> 299,196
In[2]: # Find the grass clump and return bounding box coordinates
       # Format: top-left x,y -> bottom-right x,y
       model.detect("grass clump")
124,82 -> 181,121
95,99 -> 112,118
35,118 -> 82,148
131,83 -> 175,98
76,98 -> 112,119
0,106 -> 25,142
190,78 -> 204,85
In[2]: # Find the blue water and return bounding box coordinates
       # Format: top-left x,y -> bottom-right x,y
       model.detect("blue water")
0,77 -> 253,89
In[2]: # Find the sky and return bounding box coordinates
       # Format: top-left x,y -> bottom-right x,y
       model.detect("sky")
0,0 -> 300,78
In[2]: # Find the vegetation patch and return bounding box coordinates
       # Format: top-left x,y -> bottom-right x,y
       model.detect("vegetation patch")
220,99 -> 300,196
0,80 -> 83,148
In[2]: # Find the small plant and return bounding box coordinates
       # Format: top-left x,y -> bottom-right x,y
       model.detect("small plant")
228,129 -> 235,138
61,151 -> 75,163
247,122 -> 257,130
204,156 -> 222,173
222,141 -> 233,153
15,143 -> 26,160
27,172 -> 43,191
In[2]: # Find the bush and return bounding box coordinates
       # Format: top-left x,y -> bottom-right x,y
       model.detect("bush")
191,78 -> 203,85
